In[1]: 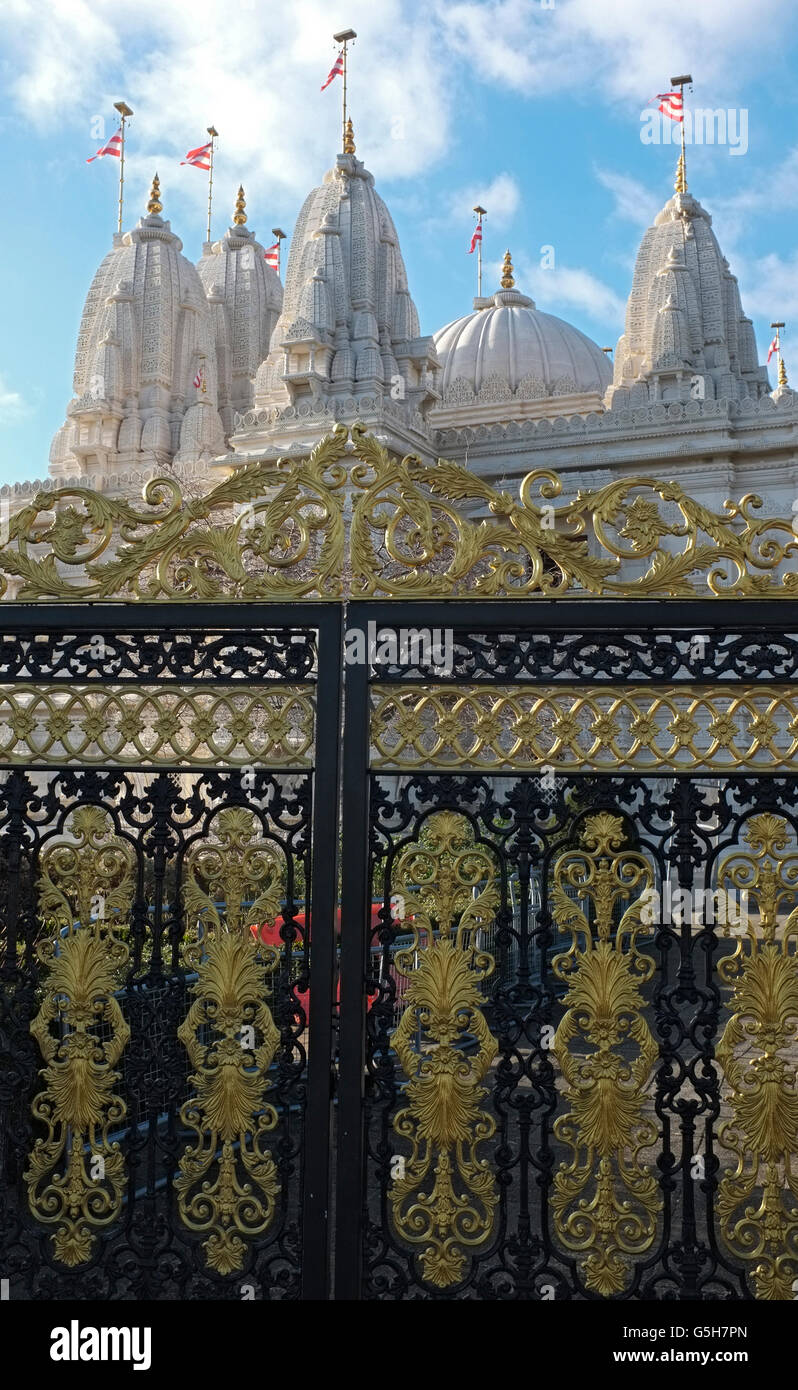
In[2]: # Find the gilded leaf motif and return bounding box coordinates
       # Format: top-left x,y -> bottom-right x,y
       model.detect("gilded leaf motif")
25,807 -> 134,1265
550,813 -> 659,1295
716,814 -> 798,1299
176,808 -> 285,1274
388,812 -> 499,1288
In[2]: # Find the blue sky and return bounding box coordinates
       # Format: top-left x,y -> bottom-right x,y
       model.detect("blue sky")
2,0 -> 798,484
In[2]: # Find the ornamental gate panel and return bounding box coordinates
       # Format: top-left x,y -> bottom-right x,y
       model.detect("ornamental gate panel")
0,429 -> 797,1301
336,602 -> 798,1299
0,608 -> 342,1300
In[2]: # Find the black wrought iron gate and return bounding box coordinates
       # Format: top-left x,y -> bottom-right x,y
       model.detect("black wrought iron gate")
0,604 -> 342,1300
335,600 -> 798,1301
2,598 -> 798,1301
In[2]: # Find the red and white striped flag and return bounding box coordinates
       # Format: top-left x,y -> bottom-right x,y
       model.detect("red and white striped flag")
193,365 -> 204,390
654,91 -> 684,122
87,127 -> 123,162
264,242 -> 280,271
181,140 -> 213,171
768,335 -> 780,363
468,224 -> 482,254
321,49 -> 344,91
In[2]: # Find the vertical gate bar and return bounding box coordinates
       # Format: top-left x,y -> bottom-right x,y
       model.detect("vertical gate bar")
301,605 -> 344,1299
334,613 -> 371,1300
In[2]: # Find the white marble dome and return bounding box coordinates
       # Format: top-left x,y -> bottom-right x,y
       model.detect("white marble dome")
431,285 -> 612,424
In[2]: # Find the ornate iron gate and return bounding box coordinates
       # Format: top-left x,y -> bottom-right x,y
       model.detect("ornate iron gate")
0,606 -> 342,1299
0,428 -> 797,1301
336,601 -> 798,1300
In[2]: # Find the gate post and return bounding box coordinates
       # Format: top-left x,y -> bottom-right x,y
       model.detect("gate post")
335,611 -> 371,1299
301,605 -> 344,1299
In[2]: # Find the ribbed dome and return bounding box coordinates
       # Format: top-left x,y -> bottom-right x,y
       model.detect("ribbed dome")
50,189 -> 224,480
432,288 -> 611,421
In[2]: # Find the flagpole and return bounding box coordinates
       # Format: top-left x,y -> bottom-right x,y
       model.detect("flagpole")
772,320 -> 786,384
473,205 -> 486,297
272,228 -> 286,277
113,101 -> 133,234
670,73 -> 692,193
333,28 -> 357,152
206,126 -> 218,242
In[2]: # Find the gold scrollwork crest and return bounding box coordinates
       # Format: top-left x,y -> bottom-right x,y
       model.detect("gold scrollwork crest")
550,812 -> 660,1295
388,810 -> 499,1288
716,813 -> 798,1299
0,426 -> 351,602
0,424 -> 795,601
176,807 -> 285,1275
25,806 -> 135,1265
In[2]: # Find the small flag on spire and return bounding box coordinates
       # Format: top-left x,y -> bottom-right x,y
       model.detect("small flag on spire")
193,365 -> 204,390
468,223 -> 482,255
87,127 -> 123,162
653,91 -> 684,121
181,140 -> 213,171
768,335 -> 780,362
264,242 -> 280,271
321,48 -> 344,91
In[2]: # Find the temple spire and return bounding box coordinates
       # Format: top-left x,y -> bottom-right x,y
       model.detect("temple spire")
500,249 -> 515,290
333,27 -> 357,153
671,72 -> 692,193
147,173 -> 162,216
233,185 -> 247,226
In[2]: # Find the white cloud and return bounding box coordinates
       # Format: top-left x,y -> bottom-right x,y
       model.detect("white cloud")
444,172 -> 521,226
732,249 -> 798,322
4,0 -> 790,229
594,167 -> 659,229
438,0 -> 785,105
6,0 -> 455,226
486,253 -> 624,333
0,374 -> 29,424
532,265 -> 625,329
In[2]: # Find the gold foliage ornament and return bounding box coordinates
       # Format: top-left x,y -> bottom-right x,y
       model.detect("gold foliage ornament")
25,806 -> 135,1265
176,808 -> 286,1275
0,423 -> 796,601
716,813 -> 798,1300
388,811 -> 499,1288
0,426 -> 351,602
550,813 -> 660,1295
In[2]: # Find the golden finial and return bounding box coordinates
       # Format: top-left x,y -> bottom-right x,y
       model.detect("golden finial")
500,249 -> 515,290
233,185 -> 247,226
343,118 -> 356,155
674,150 -> 687,195
147,173 -> 163,216
779,355 -> 788,388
